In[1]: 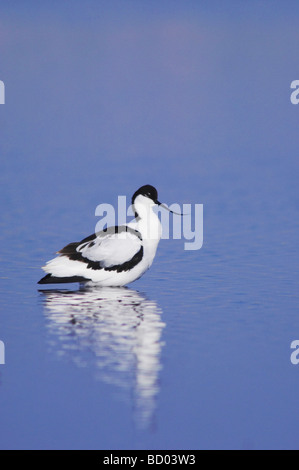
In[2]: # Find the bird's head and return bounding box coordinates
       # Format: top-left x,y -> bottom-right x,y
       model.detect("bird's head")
132,185 -> 183,218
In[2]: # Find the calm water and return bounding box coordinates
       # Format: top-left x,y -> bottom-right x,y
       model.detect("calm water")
0,2 -> 299,449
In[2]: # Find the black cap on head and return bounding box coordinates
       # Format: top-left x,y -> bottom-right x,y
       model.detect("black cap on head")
131,184 -> 184,216
132,185 -> 158,205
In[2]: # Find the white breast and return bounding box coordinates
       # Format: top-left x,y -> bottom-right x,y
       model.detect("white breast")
134,207 -> 162,267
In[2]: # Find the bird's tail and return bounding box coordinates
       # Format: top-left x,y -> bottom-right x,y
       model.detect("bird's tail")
38,255 -> 90,284
38,273 -> 88,284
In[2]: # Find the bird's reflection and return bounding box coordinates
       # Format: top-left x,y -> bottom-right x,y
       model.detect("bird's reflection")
39,286 -> 165,428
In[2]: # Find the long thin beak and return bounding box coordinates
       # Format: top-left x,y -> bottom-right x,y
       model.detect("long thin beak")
156,200 -> 185,216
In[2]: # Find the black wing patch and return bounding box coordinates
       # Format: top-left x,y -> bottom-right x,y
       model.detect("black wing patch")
57,226 -> 143,273
58,233 -> 97,255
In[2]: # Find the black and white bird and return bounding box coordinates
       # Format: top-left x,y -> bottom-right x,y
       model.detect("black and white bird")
38,185 -> 178,287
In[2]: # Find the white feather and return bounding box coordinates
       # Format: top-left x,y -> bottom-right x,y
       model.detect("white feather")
78,231 -> 141,267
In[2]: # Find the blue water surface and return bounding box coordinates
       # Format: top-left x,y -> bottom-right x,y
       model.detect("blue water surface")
0,1 -> 299,450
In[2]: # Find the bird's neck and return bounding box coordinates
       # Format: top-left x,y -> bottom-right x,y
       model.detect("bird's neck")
137,206 -> 162,243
